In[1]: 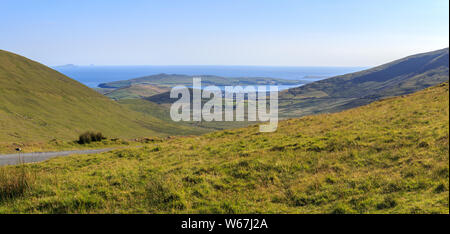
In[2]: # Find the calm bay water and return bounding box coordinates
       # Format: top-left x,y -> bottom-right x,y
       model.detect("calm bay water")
53,65 -> 366,88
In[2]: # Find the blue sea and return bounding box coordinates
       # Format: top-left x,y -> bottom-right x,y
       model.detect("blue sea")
54,65 -> 366,89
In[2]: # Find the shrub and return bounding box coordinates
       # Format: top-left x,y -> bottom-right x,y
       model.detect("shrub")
78,131 -> 106,144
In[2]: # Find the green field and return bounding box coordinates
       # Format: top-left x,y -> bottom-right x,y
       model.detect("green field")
1,82 -> 447,213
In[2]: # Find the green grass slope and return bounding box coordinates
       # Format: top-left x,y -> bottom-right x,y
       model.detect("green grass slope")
1,82 -> 447,213
279,48 -> 449,117
0,50 -> 206,142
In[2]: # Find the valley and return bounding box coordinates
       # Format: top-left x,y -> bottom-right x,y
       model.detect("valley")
0,48 -> 448,214
1,82 -> 447,213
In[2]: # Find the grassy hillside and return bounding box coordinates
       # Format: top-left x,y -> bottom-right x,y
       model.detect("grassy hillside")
0,50 -> 207,142
279,48 -> 449,117
1,82 -> 447,213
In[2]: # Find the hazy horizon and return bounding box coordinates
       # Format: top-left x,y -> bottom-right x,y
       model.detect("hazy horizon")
53,64 -> 367,87
1,0 -> 449,67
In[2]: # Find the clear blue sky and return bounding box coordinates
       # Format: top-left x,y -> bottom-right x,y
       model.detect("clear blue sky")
1,0 -> 448,66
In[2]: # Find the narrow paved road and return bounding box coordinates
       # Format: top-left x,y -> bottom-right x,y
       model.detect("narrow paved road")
0,148 -> 115,166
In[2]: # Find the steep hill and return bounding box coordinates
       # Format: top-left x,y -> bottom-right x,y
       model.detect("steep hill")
279,48 -> 449,117
2,82 -> 448,213
0,50 -> 206,142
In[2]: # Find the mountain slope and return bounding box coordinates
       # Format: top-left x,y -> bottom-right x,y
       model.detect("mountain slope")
279,48 -> 449,117
1,82 -> 448,213
0,50 -> 206,142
